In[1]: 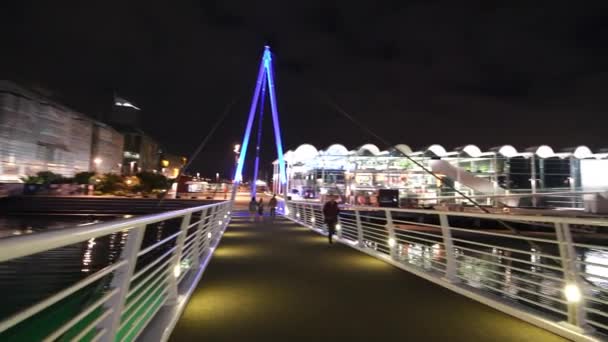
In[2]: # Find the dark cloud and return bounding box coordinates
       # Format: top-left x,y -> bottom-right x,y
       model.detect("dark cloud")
2,1 -> 608,179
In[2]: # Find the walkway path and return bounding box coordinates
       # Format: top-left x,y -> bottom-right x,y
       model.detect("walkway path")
170,213 -> 565,341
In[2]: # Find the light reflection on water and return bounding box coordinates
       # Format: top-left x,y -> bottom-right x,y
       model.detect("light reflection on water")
0,214 -> 180,322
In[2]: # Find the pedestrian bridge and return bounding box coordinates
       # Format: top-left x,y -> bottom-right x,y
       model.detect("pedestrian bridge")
1,198 -> 607,341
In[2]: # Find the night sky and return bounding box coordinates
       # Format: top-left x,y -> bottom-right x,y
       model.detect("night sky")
2,1 -> 608,180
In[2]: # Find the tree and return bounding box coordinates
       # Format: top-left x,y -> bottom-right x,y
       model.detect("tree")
95,173 -> 125,193
74,172 -> 96,185
20,171 -> 62,185
136,172 -> 170,192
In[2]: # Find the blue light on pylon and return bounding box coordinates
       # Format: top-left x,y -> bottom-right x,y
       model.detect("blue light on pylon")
233,46 -> 287,186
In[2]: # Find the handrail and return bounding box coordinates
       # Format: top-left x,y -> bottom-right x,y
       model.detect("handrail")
0,200 -> 232,342
0,203 -> 225,262
288,200 -> 608,226
283,201 -> 608,341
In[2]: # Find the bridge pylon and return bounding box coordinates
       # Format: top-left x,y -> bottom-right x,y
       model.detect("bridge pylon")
232,46 -> 287,201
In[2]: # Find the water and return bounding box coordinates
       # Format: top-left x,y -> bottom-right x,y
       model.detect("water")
0,215 -> 114,239
0,214 -> 183,321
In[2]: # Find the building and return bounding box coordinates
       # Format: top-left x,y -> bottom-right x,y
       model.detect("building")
104,96 -> 164,176
91,122 -> 124,174
0,80 -> 124,181
273,143 -> 608,208
118,129 -> 161,175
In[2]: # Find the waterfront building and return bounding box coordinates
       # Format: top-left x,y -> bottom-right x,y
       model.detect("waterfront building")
0,81 -> 124,181
91,122 -> 124,174
118,128 -> 161,175
272,143 -> 608,208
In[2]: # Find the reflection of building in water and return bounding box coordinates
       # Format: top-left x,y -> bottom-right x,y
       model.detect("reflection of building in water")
273,143 -> 608,209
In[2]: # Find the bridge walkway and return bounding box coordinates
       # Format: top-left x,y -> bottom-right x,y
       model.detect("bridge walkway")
170,213 -> 565,341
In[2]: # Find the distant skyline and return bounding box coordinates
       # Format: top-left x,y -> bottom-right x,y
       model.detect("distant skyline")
2,1 -> 608,179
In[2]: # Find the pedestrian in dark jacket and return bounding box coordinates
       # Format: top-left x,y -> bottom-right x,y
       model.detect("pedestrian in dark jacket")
257,198 -> 265,218
269,195 -> 278,217
323,197 -> 340,244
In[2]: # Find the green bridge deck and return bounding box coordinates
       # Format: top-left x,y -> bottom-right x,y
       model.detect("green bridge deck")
170,214 -> 565,341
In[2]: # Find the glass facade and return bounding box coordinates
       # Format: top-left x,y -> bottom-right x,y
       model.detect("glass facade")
273,144 -> 608,208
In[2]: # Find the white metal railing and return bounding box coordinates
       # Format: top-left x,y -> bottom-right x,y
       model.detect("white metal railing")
282,201 -> 608,341
0,200 -> 232,342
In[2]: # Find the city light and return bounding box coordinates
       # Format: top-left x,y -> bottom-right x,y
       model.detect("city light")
388,238 -> 396,247
311,217 -> 315,223
564,284 -> 581,303
208,232 -> 212,239
234,144 -> 241,153
335,224 -> 341,231
173,264 -> 181,278
93,157 -> 102,165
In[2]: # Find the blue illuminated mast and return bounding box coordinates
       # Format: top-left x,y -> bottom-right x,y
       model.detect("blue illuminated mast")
233,46 -> 287,199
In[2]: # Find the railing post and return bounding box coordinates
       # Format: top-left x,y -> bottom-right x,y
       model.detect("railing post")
355,209 -> 364,248
439,213 -> 458,283
202,207 -> 214,252
166,212 -> 192,305
555,222 -> 588,332
192,208 -> 208,267
336,214 -> 343,240
385,209 -> 398,260
309,205 -> 316,229
98,224 -> 145,342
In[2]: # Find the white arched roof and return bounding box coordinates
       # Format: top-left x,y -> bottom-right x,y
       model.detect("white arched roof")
573,145 -> 593,159
532,145 -> 555,158
324,144 -> 349,156
393,144 -> 413,155
458,144 -> 482,158
357,144 -> 381,156
425,144 -> 447,157
293,144 -> 318,162
283,150 -> 295,164
492,145 -> 518,158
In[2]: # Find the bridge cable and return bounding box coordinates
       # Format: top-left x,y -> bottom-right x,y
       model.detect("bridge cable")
319,94 -> 540,246
323,96 -> 600,284
156,98 -> 238,207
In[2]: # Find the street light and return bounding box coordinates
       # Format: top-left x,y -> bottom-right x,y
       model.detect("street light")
93,157 -> 102,172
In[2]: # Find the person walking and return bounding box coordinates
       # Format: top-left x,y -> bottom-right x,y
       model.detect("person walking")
248,197 -> 258,222
268,194 -> 278,217
257,198 -> 265,220
323,196 -> 340,244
